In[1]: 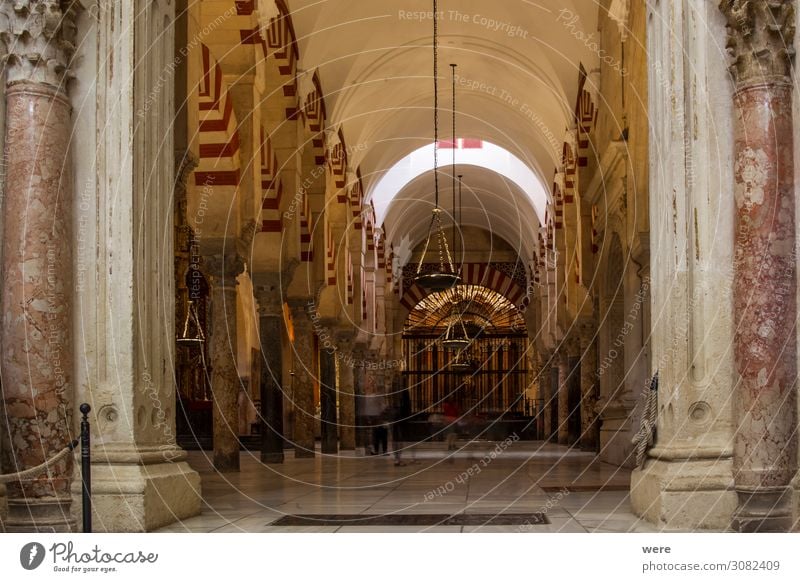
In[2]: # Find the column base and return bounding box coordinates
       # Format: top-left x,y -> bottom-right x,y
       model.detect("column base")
70,445 -> 201,532
731,486 -> 793,532
3,495 -> 75,532
213,450 -> 240,473
294,447 -> 316,459
261,451 -> 284,464
631,450 -> 736,530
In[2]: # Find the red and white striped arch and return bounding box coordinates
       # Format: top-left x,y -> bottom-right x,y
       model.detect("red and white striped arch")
259,125 -> 283,232
195,43 -> 241,190
303,71 -> 327,166
399,263 -> 527,313
300,194 -> 313,262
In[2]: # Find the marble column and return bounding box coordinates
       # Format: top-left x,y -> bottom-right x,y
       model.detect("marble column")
319,347 -> 338,454
254,283 -> 284,463
352,343 -> 368,453
721,0 -> 798,532
288,299 -> 316,458
557,348 -> 570,445
541,359 -> 553,441
205,253 -> 245,472
579,323 -> 599,451
0,2 -> 77,532
335,332 -> 356,451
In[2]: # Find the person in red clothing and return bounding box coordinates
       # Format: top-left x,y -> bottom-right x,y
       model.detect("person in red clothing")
442,398 -> 460,451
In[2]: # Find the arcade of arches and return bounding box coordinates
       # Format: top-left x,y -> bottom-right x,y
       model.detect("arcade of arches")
1,0 -> 800,533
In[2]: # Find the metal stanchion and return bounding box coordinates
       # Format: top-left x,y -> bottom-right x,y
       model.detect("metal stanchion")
79,403 -> 92,533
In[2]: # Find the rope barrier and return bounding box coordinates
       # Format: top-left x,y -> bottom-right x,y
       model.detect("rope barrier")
0,439 -> 78,483
631,371 -> 659,469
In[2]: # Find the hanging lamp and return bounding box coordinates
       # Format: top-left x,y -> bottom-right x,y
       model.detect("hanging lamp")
442,313 -> 471,351
413,0 -> 460,292
177,300 -> 205,344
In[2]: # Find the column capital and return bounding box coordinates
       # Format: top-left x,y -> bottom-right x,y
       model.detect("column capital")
0,0 -> 79,91
253,272 -> 288,314
720,0 -> 796,88
203,253 -> 245,285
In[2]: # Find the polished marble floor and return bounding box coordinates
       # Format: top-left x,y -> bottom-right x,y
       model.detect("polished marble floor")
156,441 -> 664,533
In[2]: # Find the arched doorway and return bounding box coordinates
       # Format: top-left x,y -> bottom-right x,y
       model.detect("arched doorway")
401,284 -> 534,442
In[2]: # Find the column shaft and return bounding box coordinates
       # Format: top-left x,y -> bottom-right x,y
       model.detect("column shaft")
579,327 -> 599,451
259,313 -> 284,463
320,349 -> 338,454
1,82 -> 74,531
289,301 -> 316,458
731,84 -> 797,531
557,352 -> 569,445
206,255 -> 244,472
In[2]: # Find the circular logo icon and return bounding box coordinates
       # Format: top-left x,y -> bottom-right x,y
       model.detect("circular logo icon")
20,542 -> 46,570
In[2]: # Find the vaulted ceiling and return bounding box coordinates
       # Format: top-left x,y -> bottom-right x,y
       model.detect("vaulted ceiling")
285,0 -> 600,255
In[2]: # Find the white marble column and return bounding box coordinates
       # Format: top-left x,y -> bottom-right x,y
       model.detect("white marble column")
66,0 -> 202,531
631,0 -> 737,530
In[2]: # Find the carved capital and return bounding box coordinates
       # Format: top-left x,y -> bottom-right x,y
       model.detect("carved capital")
0,0 -> 79,90
720,0 -> 796,88
202,253 -> 245,285
253,272 -> 289,315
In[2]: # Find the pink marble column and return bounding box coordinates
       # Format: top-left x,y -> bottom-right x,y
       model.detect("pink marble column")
1,81 -> 75,531
722,0 -> 797,532
204,254 -> 245,472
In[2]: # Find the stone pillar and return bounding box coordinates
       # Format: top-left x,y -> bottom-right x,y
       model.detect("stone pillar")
0,2 -> 77,532
721,0 -> 798,532
632,0 -> 738,530
254,282 -> 284,463
557,350 -> 570,445
319,347 -> 338,454
541,358 -> 553,440
579,323 -> 599,451
336,332 -> 356,450
352,343 -> 368,453
288,298 -> 316,458
205,253 -> 245,472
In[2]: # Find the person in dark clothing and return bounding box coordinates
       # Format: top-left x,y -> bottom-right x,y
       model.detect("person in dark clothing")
392,387 -> 413,466
372,422 -> 388,455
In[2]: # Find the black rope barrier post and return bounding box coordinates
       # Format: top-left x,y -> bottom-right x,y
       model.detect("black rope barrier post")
79,403 -> 92,533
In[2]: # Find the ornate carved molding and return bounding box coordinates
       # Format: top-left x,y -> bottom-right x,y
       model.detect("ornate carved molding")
0,0 -> 78,90
720,0 -> 796,88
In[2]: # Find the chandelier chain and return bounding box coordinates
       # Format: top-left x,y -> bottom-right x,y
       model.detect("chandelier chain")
433,0 -> 439,209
